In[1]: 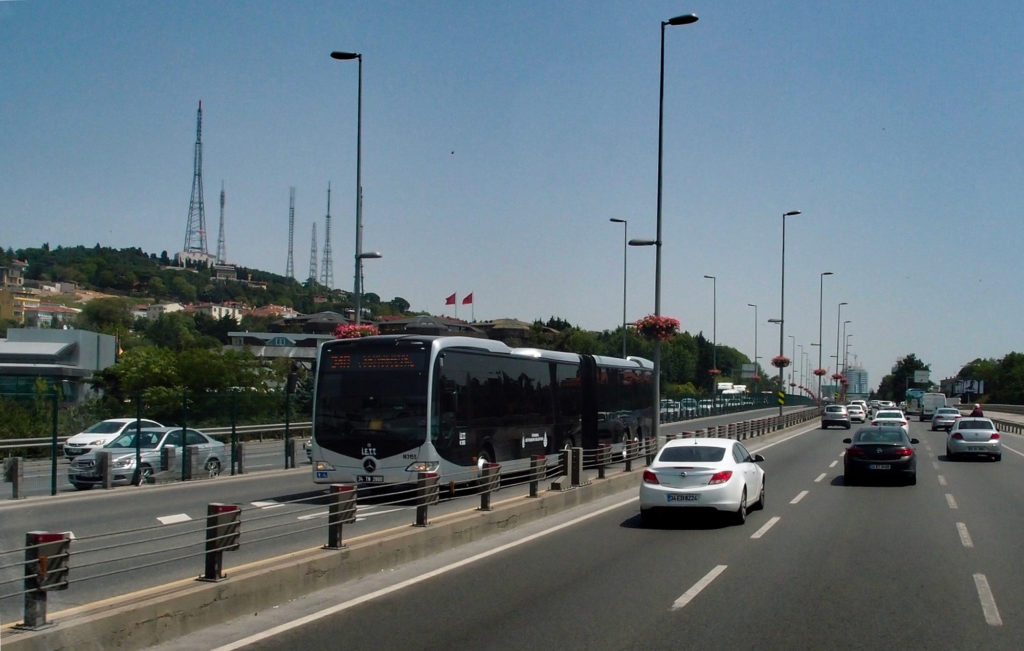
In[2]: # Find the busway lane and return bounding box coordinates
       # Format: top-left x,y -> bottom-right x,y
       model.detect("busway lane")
914,423 -> 1024,629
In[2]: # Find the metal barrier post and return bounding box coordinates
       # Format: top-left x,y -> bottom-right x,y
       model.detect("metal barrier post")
161,446 -> 176,472
19,531 -> 70,630
4,456 -> 25,500
596,443 -> 611,479
645,437 -> 655,465
528,455 -> 544,498
478,462 -> 501,511
97,450 -> 112,489
198,503 -> 240,582
233,442 -> 245,474
624,441 -> 634,472
183,446 -> 199,481
325,484 -> 357,549
570,446 -> 584,487
415,472 -> 439,527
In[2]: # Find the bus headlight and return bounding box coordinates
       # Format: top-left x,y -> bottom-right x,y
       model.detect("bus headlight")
314,461 -> 335,472
405,461 -> 439,473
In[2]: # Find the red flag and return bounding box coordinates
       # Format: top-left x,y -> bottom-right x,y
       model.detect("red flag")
462,293 -> 473,305
444,293 -> 456,305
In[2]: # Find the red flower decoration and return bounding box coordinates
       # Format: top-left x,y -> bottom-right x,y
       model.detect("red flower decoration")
634,314 -> 680,341
813,368 -> 827,377
771,355 -> 791,368
708,368 -> 722,376
333,323 -> 380,339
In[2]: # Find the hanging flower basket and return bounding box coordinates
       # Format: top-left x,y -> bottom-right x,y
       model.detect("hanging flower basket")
708,368 -> 722,376
334,323 -> 380,339
831,372 -> 844,381
751,375 -> 762,382
771,355 -> 791,368
634,314 -> 680,341
813,368 -> 827,377
789,382 -> 797,387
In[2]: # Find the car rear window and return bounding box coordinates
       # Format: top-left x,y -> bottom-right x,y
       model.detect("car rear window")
854,430 -> 905,444
957,419 -> 994,430
659,446 -> 726,463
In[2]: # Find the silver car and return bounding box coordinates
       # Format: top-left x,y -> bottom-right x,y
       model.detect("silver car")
946,418 -> 1001,461
821,404 -> 851,429
68,426 -> 226,489
930,407 -> 961,431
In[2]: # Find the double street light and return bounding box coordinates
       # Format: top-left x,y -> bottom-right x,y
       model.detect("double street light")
778,210 -> 801,415
631,12 -> 698,441
703,274 -> 716,407
747,303 -> 758,391
609,218 -> 628,357
818,271 -> 834,405
331,50 -> 382,325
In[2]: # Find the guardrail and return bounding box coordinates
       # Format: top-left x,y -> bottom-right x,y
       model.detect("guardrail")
0,422 -> 312,452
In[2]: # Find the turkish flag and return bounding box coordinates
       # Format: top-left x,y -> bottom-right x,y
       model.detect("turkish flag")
444,293 -> 456,305
462,293 -> 473,305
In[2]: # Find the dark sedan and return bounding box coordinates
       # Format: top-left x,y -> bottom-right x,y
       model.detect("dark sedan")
843,427 -> 919,485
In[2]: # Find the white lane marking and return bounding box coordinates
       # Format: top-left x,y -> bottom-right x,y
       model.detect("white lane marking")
750,516 -> 780,540
251,501 -> 285,509
1001,442 -> 1024,459
932,461 -> 940,470
212,497 -> 637,650
956,522 -> 974,548
974,574 -> 1003,626
157,513 -> 191,525
945,493 -> 958,509
296,507 -> 408,522
828,460 -> 838,468
671,565 -> 728,611
937,475 -> 947,486
814,473 -> 826,483
790,490 -> 808,504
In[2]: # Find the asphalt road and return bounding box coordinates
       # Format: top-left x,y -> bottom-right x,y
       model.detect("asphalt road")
155,418 -> 1024,650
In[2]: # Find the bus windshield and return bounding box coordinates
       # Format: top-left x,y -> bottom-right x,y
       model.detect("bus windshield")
314,343 -> 430,456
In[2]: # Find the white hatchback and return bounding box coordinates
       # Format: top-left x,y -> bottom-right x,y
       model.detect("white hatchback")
639,438 -> 765,526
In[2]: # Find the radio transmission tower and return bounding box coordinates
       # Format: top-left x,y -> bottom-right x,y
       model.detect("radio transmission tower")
215,181 -> 227,264
285,187 -> 296,279
183,101 -> 208,255
320,183 -> 334,288
308,222 -> 318,284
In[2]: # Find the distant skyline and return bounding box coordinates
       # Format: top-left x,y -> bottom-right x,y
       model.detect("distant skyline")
3,1 -> 1023,388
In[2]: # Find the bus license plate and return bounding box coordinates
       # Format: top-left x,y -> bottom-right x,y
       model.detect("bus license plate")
357,475 -> 384,483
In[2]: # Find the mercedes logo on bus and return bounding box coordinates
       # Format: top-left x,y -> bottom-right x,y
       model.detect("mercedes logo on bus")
363,458 -> 377,474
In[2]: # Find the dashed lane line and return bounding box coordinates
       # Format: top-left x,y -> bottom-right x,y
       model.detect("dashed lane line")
790,490 -> 808,505
750,516 -> 780,540
956,522 -> 973,548
974,574 -> 1003,626
671,565 -> 728,611
945,493 -> 958,509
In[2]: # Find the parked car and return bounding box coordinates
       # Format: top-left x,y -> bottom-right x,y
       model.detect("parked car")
843,427 -> 919,485
871,409 -> 909,436
930,407 -> 962,431
678,398 -> 699,418
67,426 -> 225,489
821,404 -> 851,429
639,438 -> 765,525
846,404 -> 866,423
946,418 -> 1001,461
63,418 -> 163,460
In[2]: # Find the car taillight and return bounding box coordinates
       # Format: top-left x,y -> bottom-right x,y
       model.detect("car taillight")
900,421 -> 907,427
871,421 -> 879,426
896,447 -> 913,457
952,433 -> 963,440
642,469 -> 660,484
708,470 -> 733,485
990,433 -> 1000,440
846,447 -> 866,457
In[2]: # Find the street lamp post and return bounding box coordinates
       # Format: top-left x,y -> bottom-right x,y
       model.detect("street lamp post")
768,318 -> 782,406
778,210 -> 801,415
610,218 -> 628,357
843,321 -> 851,374
818,271 -> 833,405
631,12 -> 698,445
788,334 -> 796,393
704,275 -> 716,409
747,303 -> 757,392
330,50 -> 377,325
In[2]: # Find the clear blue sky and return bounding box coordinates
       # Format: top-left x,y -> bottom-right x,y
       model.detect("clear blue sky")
3,1 -> 1022,388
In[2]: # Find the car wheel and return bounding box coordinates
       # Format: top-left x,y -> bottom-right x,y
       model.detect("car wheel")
732,488 -> 747,525
945,447 -> 956,461
993,454 -> 1001,462
640,509 -> 657,527
205,459 -> 222,477
907,473 -> 917,486
70,482 -> 89,491
753,479 -> 765,510
139,464 -> 155,484
844,468 -> 856,485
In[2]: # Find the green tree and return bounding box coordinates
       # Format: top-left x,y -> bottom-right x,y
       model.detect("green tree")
876,354 -> 929,401
75,297 -> 135,334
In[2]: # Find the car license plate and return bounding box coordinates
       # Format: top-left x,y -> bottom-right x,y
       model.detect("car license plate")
667,493 -> 699,502
868,464 -> 891,470
967,447 -> 987,452
357,475 -> 384,483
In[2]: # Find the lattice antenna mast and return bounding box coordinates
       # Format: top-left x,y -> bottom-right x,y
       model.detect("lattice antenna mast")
285,187 -> 296,279
308,222 -> 318,284
216,181 -> 227,264
320,183 -> 334,288
183,100 -> 208,254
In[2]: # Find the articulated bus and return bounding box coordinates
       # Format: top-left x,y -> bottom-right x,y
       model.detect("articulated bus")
310,335 -> 653,486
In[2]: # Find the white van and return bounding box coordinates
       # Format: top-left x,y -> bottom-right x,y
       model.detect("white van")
919,393 -> 947,422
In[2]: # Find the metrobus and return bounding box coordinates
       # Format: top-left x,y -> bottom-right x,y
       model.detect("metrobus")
310,335 -> 653,486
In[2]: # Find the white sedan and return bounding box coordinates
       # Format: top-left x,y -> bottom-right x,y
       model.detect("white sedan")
871,409 -> 909,436
639,438 -> 765,526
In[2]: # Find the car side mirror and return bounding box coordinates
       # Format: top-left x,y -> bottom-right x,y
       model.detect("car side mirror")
910,438 -> 919,444
752,454 -> 765,463
842,438 -> 852,444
